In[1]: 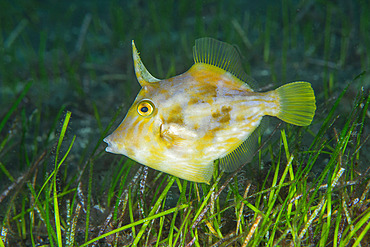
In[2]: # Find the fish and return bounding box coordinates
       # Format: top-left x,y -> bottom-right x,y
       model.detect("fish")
104,38 -> 316,184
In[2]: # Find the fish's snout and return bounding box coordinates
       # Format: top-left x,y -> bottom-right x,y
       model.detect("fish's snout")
103,135 -> 111,146
103,135 -> 115,153
103,134 -> 125,155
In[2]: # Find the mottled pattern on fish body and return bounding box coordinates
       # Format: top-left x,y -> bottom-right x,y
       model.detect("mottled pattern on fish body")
104,38 -> 316,184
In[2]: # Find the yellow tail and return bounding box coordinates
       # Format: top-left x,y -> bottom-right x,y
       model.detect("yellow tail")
275,82 -> 316,126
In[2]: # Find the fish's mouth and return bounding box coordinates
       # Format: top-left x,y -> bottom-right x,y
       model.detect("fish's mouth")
103,129 -> 130,156
103,136 -> 116,154
103,137 -> 111,151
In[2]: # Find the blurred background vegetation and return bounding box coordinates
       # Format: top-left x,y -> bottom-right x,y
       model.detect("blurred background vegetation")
1,0 -> 368,177
0,0 -> 369,245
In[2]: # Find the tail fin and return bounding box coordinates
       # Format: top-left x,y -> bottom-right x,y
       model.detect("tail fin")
275,82 -> 316,126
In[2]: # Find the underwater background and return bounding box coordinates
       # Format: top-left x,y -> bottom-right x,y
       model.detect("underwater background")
0,0 -> 369,245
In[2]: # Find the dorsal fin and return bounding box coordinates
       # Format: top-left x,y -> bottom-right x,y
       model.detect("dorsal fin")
132,40 -> 160,86
218,117 -> 267,172
193,37 -> 255,87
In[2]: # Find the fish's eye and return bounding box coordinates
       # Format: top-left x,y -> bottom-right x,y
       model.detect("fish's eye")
137,100 -> 155,116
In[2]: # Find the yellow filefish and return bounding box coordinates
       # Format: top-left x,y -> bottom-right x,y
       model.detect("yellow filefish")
104,38 -> 316,184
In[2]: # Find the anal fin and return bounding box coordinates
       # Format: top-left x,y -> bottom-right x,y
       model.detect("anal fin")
218,117 -> 267,172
